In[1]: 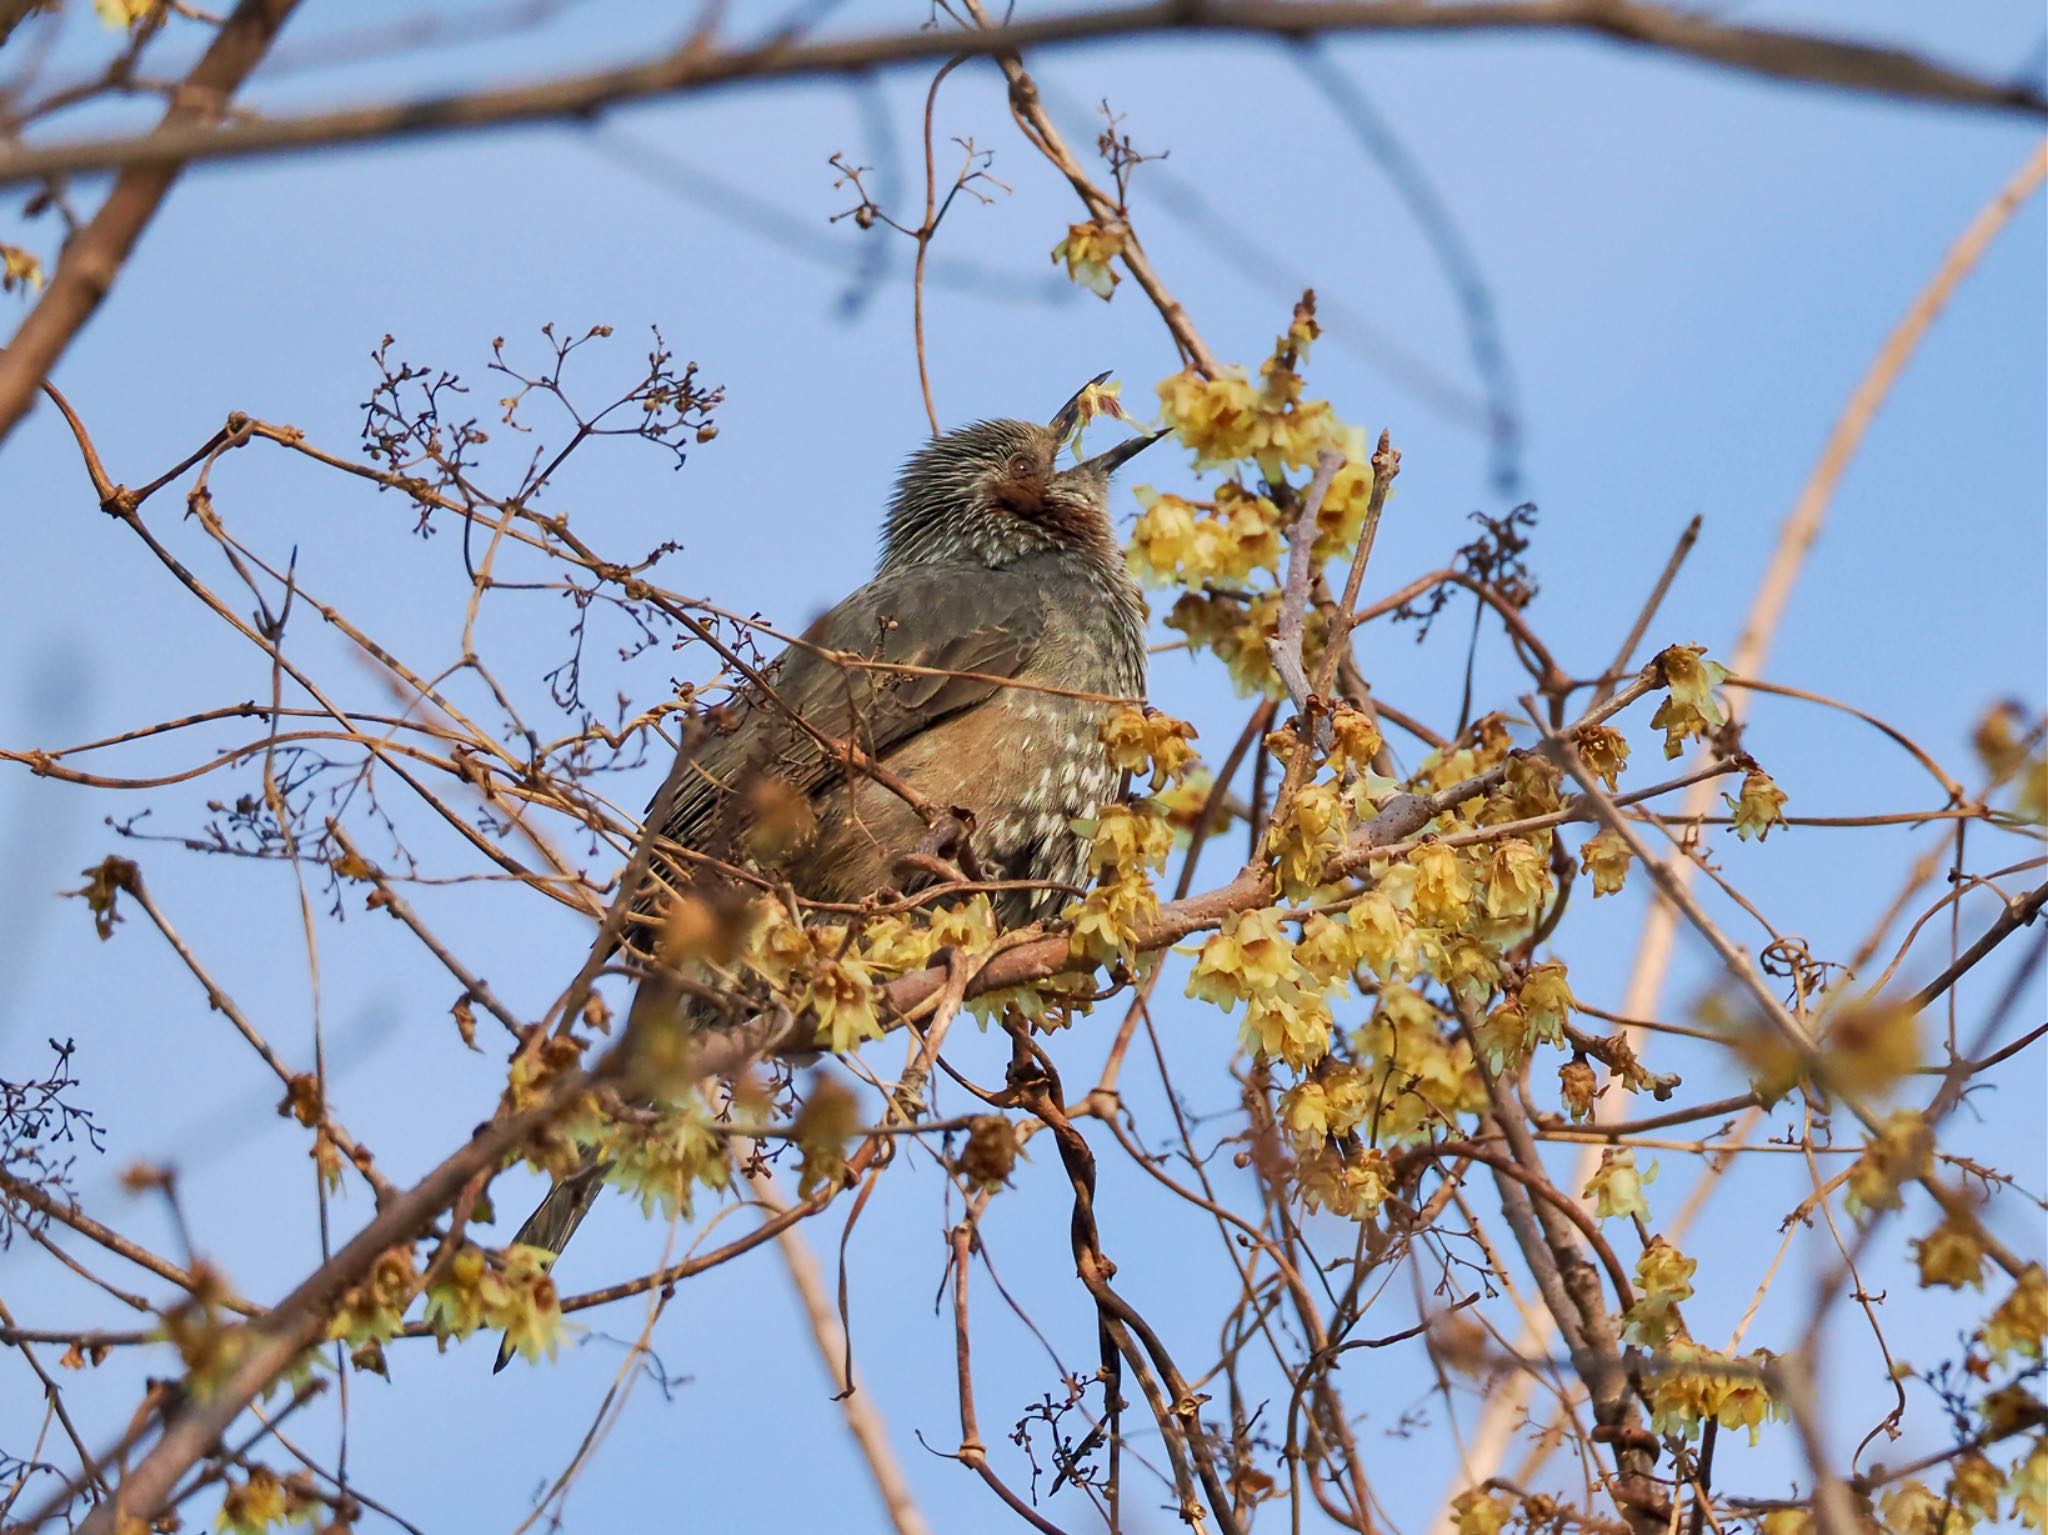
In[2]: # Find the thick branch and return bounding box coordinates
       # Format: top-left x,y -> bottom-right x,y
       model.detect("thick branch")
0,2 -> 2035,197
0,0 -> 303,451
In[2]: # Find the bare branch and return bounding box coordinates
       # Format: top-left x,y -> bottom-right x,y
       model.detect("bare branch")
0,3 -> 2035,193
0,0 -> 303,452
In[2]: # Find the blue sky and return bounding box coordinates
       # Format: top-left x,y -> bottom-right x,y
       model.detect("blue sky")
1,4 -> 2042,1532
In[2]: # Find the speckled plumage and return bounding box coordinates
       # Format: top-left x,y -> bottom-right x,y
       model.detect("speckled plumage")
644,406 -> 1155,929
498,394 -> 1159,1343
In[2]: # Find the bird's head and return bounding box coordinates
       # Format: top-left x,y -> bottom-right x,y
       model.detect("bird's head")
880,375 -> 1165,572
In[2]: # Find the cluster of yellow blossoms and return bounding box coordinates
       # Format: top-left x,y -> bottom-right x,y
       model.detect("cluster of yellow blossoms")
1624,1237 -> 1697,1347
1101,702 -> 1199,791
1645,1341 -> 1781,1443
217,1467 -> 321,1535
321,1234 -> 569,1375
1131,301 -> 1384,700
1650,644 -> 1731,756
423,1242 -> 564,1364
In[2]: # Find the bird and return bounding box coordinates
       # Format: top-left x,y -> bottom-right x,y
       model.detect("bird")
495,378 -> 1162,1367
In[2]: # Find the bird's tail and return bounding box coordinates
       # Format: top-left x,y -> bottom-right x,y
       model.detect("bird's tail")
493,1157 -> 608,1373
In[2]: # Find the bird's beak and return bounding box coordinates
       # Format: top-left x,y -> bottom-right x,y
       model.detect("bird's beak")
1074,428 -> 1168,478
1046,369 -> 1114,442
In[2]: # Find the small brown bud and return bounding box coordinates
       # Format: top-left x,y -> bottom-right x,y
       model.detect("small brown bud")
278,1072 -> 323,1127
1559,1056 -> 1597,1123
959,1115 -> 1018,1190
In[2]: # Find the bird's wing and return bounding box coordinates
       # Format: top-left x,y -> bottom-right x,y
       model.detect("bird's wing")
657,561 -> 1052,857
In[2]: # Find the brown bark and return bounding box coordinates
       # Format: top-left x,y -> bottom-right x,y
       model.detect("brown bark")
0,0 -> 303,453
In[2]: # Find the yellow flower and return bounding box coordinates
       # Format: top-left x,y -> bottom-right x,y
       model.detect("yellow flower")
1650,694 -> 1713,758
1128,487 -> 1198,583
1309,428 -> 1379,561
1164,593 -> 1256,691
1502,754 -> 1563,819
1984,1266 -> 2048,1361
95,0 -> 161,29
967,970 -> 1097,1031
1266,779 -> 1346,899
1279,1062 -> 1369,1147
1913,1214 -> 1987,1290
1474,992 -> 1529,1074
1066,868 -> 1158,962
327,1246 -> 417,1347
1102,706 -> 1198,791
739,895 -> 808,987
1728,768 -> 1789,841
1559,1055 -> 1597,1123
1050,221 -> 1122,299
1295,1142 -> 1391,1218
1214,479 -> 1285,579
1578,829 -> 1631,896
1347,890 -> 1410,979
1281,1078 -> 1335,1143
1327,707 -> 1383,779
1241,984 -> 1332,1069
1,242 -> 44,295
793,1075 -> 859,1198
2012,1437 -> 2046,1531
217,1466 -> 313,1534
1353,985 -> 1485,1142
926,894 -> 997,956
806,949 -> 885,1055
1713,1353 -> 1778,1443
1660,644 -> 1730,725
1416,744 -> 1485,802
1450,1487 -> 1509,1535
1949,1450 -> 2004,1525
1880,1479 -> 1972,1535
1085,801 -> 1177,879
1435,933 -> 1501,1007
1187,906 -> 1299,1008
1068,375 -> 1127,432
2019,754 -> 2048,824
1294,913 -> 1359,993
1845,1109 -> 1932,1217
1974,701 -> 2028,779
1158,366 -> 1263,469
1154,771 -> 1222,838
424,1245 -> 492,1340
1576,724 -> 1631,790
1129,482 -> 1285,588
1483,837 -> 1550,921
1625,1237 -> 1697,1347
1646,1343 -> 1778,1443
492,1242 -> 565,1364
1409,842 -> 1475,926
1823,1001 -> 1919,1097
1583,1147 -> 1650,1222
859,912 -> 940,973
602,1102 -> 731,1222
1520,962 -> 1577,1047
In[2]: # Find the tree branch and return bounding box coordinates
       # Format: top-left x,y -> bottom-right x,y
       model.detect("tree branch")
0,0 -> 303,451
0,1 -> 2035,197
